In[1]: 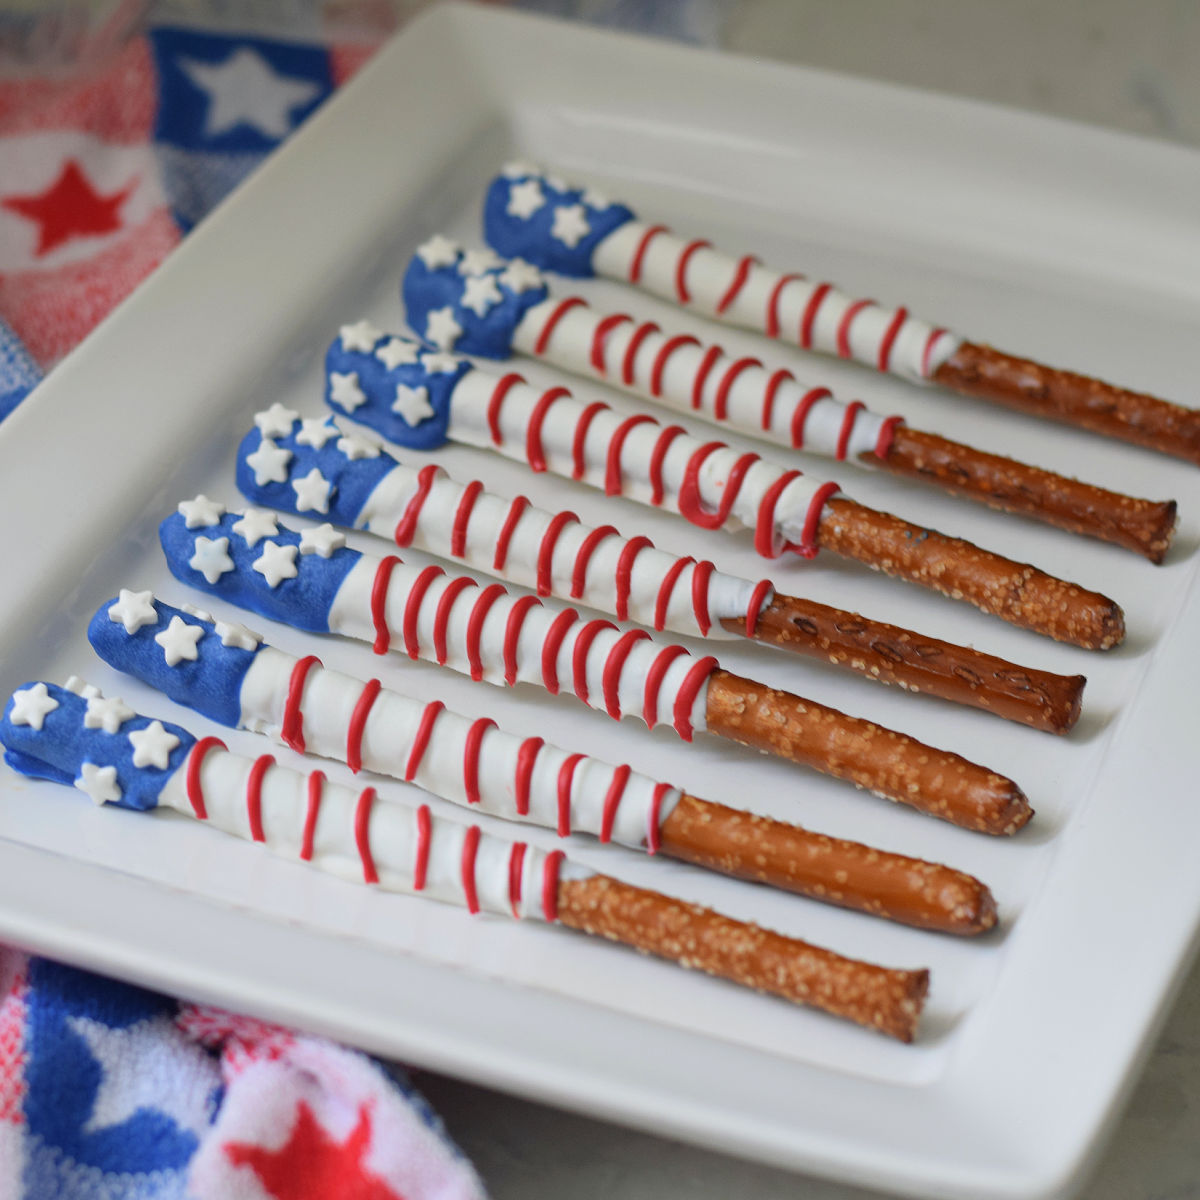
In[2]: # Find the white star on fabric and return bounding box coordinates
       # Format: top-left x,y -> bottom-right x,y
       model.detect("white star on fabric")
420,351 -> 461,374
179,47 -> 321,139
339,319 -> 382,353
155,616 -> 204,667
299,523 -> 346,558
253,541 -> 299,588
392,384 -> 434,426
424,307 -> 463,351
75,763 -> 122,806
177,495 -> 225,529
415,234 -> 460,270
254,403 -> 300,439
215,620 -> 261,651
581,187 -> 610,209
245,439 -> 292,486
461,273 -> 502,318
498,258 -> 544,294
127,720 -> 180,770
501,160 -> 540,179
8,683 -> 58,730
231,508 -> 279,547
329,371 -> 366,413
83,694 -> 135,734
189,535 -> 235,584
292,468 -> 332,514
336,433 -> 379,460
375,337 -> 420,370
458,247 -> 503,276
507,178 -> 545,219
295,418 -> 339,449
67,1014 -> 217,1138
107,589 -> 157,635
551,204 -> 590,248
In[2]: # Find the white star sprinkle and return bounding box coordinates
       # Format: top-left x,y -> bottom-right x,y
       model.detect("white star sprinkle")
458,248 -> 503,276
177,495 -> 225,529
339,319 -> 382,353
292,468 -> 332,514
8,683 -> 59,730
581,187 -> 609,209
544,173 -> 569,193
215,620 -> 261,651
299,523 -> 346,557
415,234 -> 460,270
231,508 -> 278,546
254,403 -> 299,439
108,589 -> 157,635
507,178 -> 545,219
189,535 -> 235,584
63,677 -> 100,699
392,384 -> 435,426
501,160 -> 540,179
424,307 -> 463,351
420,351 -> 461,375
75,763 -> 121,806
461,274 -> 502,318
128,721 -> 180,770
295,418 -> 339,449
498,258 -> 544,294
253,541 -> 299,588
83,694 -> 135,734
178,603 -> 214,623
155,617 -> 204,667
337,433 -> 380,460
375,337 -> 420,370
329,371 -> 366,413
245,439 -> 292,486
550,204 -> 590,248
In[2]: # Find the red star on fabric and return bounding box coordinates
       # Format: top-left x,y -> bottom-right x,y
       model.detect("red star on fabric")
2,159 -> 135,257
225,1100 -> 405,1200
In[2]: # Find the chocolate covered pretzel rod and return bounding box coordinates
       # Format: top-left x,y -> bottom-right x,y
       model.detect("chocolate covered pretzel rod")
324,325 -> 1123,650
160,498 -> 1031,833
239,405 -> 1084,732
90,592 -> 997,932
405,232 -> 1175,561
0,680 -> 928,1038
482,163 -> 1200,468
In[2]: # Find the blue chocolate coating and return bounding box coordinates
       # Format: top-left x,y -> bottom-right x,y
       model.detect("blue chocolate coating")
88,596 -> 263,729
482,168 -> 634,278
0,683 -> 195,811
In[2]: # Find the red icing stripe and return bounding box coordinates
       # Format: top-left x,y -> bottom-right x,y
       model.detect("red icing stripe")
690,560 -> 715,635
716,254 -> 758,314
541,608 -> 579,694
590,312 -> 633,375
246,753 -> 274,843
605,414 -> 655,496
761,367 -> 794,431
503,595 -> 540,685
799,282 -> 832,349
643,644 -> 688,729
556,753 -> 584,836
572,620 -> 617,705
393,463 -> 441,547
836,298 -> 875,359
537,511 -> 579,596
875,414 -> 904,459
464,717 -> 496,804
835,399 -> 866,461
877,306 -> 908,372
653,556 -> 694,632
602,630 -> 650,719
677,443 -> 759,529
508,842 -> 526,919
526,386 -> 570,472
402,565 -> 444,658
754,470 -> 802,559
629,224 -> 668,282
405,700 -> 444,782
792,480 -> 840,560
672,655 -> 718,741
466,583 -> 506,680
648,425 -> 686,505
354,787 -> 379,884
533,296 -> 587,356
281,654 -> 320,753
346,678 -> 382,774
571,525 -> 619,599
571,401 -> 609,479
650,333 -> 700,398
461,825 -> 481,914
487,372 -> 526,445
413,804 -> 431,890
370,557 -> 402,655
186,737 -> 226,820
675,239 -> 711,303
691,344 -> 723,410
515,737 -> 544,816
433,576 -> 475,665
713,356 -> 761,421
300,770 -> 324,861
599,764 -> 633,843
790,387 -> 832,449
493,495 -> 529,571
744,579 -> 773,638
921,327 -> 948,377
450,479 -> 483,557
766,272 -> 804,339
615,535 -> 653,621
542,849 -> 565,922
647,781 -> 672,854
621,321 -> 659,387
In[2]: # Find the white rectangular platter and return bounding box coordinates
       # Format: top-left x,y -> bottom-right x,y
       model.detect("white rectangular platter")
3,6 -> 1200,1198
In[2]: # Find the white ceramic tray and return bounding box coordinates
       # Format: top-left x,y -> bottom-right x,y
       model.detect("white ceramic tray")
3,6 -> 1200,1197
